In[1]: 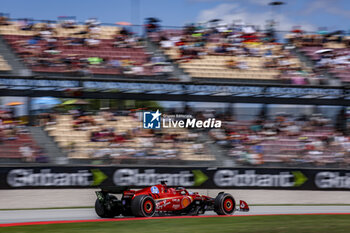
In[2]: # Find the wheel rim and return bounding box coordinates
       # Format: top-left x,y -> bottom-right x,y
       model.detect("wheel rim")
143,200 -> 154,214
223,198 -> 233,212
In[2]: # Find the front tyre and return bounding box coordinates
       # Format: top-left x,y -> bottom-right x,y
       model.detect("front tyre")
214,193 -> 235,215
131,195 -> 156,217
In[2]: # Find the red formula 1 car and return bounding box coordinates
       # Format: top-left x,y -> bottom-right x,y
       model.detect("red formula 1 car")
95,181 -> 249,218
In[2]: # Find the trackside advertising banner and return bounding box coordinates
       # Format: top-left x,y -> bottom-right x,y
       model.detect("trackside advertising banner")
0,166 -> 349,191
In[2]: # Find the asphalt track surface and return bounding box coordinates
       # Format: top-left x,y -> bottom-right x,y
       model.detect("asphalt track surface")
1,206 -> 350,224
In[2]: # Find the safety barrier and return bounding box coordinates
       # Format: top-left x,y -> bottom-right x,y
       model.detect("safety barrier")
1,166 -> 349,191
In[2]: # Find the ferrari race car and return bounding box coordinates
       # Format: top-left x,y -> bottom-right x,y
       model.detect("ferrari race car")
95,181 -> 249,217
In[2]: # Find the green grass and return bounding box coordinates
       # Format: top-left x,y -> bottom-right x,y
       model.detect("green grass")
1,215 -> 350,233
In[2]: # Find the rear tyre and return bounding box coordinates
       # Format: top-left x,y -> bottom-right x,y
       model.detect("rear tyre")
214,193 -> 235,215
131,195 -> 156,217
95,195 -> 120,218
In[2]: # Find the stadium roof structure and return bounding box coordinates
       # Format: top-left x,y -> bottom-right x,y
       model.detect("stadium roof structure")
1,75 -> 350,106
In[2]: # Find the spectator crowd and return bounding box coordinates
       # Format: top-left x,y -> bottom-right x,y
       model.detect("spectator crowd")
0,109 -> 46,162
286,28 -> 350,84
0,16 -> 174,77
149,22 -> 322,84
44,109 -> 210,163
210,111 -> 350,168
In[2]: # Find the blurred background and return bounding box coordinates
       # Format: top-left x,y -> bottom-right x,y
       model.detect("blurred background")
1,0 -> 350,168
0,1 -> 350,225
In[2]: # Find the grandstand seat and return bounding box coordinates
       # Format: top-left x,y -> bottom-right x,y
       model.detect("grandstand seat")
0,132 -> 40,160
45,114 -> 214,162
0,55 -> 12,71
0,21 -> 154,76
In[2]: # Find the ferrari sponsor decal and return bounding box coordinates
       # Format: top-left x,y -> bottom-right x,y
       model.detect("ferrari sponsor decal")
151,186 -> 160,194
181,196 -> 192,208
156,200 -> 171,209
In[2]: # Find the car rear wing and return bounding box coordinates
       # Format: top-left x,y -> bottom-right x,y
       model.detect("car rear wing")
99,186 -> 129,194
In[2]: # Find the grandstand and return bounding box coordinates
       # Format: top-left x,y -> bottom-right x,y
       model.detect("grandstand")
0,15 -> 350,168
148,27 -> 312,84
286,31 -> 350,84
44,113 -> 214,164
210,116 -> 350,167
0,124 -> 41,162
0,19 -> 161,77
0,18 -> 317,83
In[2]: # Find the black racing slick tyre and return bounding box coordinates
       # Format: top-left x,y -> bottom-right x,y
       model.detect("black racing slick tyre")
95,195 -> 120,218
131,195 -> 156,217
214,193 -> 235,215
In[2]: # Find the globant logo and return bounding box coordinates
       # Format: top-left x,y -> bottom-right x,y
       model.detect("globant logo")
315,172 -> 350,189
143,109 -> 221,129
113,168 -> 208,187
7,169 -> 92,187
213,170 -> 308,188
113,169 -> 194,186
6,169 -> 108,187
